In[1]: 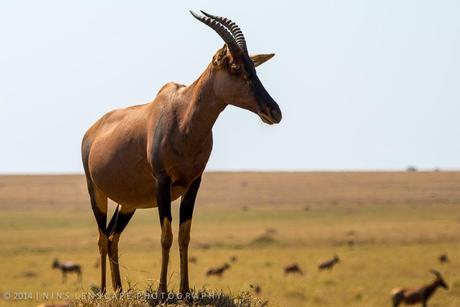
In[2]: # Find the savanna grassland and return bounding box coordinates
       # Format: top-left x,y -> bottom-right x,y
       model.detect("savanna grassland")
1,172 -> 460,306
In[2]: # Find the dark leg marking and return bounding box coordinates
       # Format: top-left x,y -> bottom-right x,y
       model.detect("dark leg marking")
110,209 -> 135,235
83,141 -> 109,293
179,176 -> 202,295
88,183 -> 108,234
180,176 -> 201,224
107,206 -> 135,292
157,176 -> 172,224
107,205 -> 120,235
86,181 -> 108,293
156,175 -> 173,298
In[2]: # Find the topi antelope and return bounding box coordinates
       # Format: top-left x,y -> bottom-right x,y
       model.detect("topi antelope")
82,11 -> 281,296
318,255 -> 340,271
250,283 -> 262,295
284,263 -> 304,275
391,270 -> 448,307
206,263 -> 231,277
438,253 -> 448,264
52,259 -> 82,283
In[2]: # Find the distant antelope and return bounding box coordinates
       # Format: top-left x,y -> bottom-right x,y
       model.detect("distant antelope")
318,255 -> 340,271
346,239 -> 355,248
206,263 -> 230,277
250,283 -> 262,295
438,253 -> 448,264
52,259 -> 82,283
284,263 -> 304,275
81,11 -> 281,296
391,270 -> 448,307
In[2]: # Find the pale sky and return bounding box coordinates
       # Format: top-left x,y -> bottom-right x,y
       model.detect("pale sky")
1,1 -> 459,173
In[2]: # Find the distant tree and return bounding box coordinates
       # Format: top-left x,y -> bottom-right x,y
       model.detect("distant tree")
406,166 -> 418,172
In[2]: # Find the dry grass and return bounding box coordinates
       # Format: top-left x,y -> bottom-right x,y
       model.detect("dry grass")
73,288 -> 265,307
2,171 -> 460,210
1,172 -> 460,306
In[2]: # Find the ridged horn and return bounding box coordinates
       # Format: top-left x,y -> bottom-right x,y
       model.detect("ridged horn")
190,11 -> 242,55
430,269 -> 442,278
200,10 -> 248,54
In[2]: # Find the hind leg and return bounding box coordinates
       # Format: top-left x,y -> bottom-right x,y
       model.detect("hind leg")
107,205 -> 135,292
88,183 -> 109,293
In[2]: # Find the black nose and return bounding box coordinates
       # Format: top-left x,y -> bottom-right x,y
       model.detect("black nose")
270,108 -> 282,123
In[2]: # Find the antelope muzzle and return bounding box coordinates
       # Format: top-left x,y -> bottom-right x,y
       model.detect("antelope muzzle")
254,78 -> 282,125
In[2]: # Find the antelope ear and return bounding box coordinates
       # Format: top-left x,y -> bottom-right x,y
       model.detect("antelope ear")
212,45 -> 229,67
251,53 -> 275,67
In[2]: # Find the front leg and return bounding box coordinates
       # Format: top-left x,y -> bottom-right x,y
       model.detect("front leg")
179,176 -> 202,296
156,176 -> 173,298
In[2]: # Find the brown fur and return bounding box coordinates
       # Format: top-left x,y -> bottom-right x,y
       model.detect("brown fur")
318,255 -> 340,271
82,14 -> 281,296
391,271 -> 448,306
438,253 -> 448,264
52,259 -> 81,283
284,263 -> 304,275
206,263 -> 230,277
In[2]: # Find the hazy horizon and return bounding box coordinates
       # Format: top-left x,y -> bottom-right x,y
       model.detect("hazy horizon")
1,1 -> 459,173
0,168 -> 457,176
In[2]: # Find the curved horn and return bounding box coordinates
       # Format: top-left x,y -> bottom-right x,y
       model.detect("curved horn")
200,10 -> 248,53
430,269 -> 442,278
190,11 -> 241,55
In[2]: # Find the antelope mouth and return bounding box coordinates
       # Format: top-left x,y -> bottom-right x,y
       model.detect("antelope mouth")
258,108 -> 282,125
259,112 -> 276,125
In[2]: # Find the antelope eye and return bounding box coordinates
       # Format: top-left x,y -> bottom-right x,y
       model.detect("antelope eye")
230,63 -> 241,73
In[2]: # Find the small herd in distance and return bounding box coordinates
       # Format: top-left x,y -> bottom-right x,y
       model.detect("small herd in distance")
51,252 -> 449,306
66,8 -> 452,307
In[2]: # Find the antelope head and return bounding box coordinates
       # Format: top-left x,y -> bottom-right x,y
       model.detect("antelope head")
191,10 -> 282,125
430,269 -> 449,289
52,258 -> 59,269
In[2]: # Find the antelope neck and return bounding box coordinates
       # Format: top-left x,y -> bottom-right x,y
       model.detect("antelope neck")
178,66 -> 226,145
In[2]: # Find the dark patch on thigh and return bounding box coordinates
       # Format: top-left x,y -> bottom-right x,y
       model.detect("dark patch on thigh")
156,176 -> 172,224
179,177 -> 202,225
89,188 -> 108,234
151,112 -> 166,174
